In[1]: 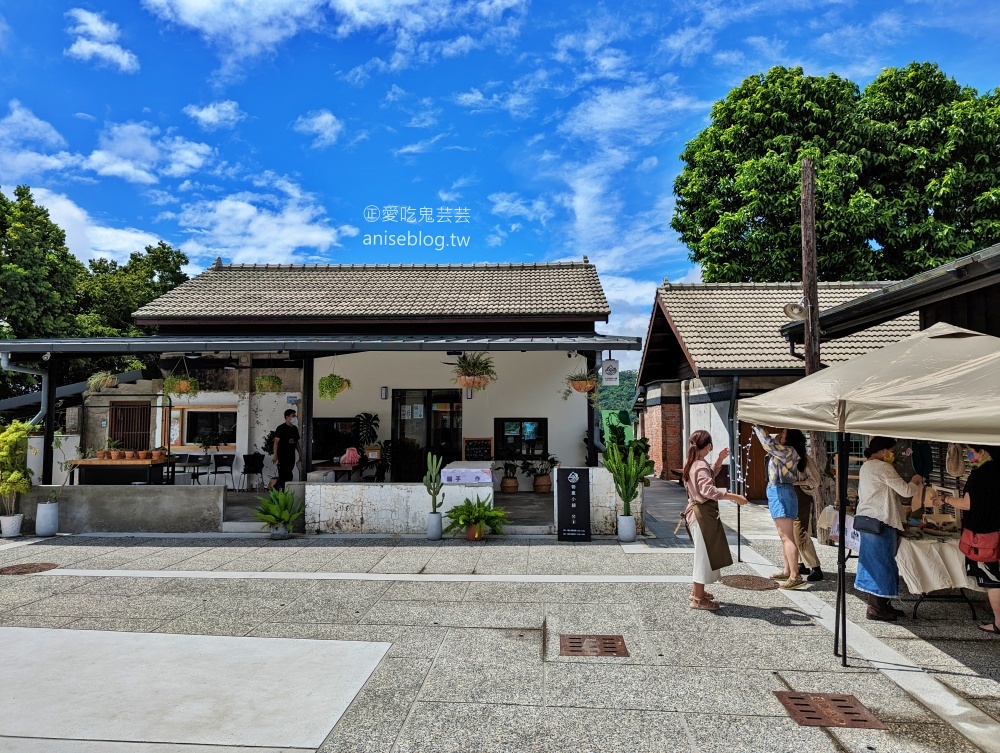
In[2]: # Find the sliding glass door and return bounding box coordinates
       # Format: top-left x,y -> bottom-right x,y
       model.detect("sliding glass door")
391,389 -> 462,481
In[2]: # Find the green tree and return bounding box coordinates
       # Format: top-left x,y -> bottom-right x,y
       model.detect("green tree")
672,63 -> 1000,282
598,369 -> 638,412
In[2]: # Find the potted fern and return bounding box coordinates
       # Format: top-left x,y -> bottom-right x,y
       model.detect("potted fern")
562,369 -> 597,397
494,449 -> 521,494
603,441 -> 654,542
423,452 -> 445,540
163,374 -> 199,398
252,488 -> 303,539
443,494 -> 509,541
254,374 -> 283,393
453,352 -> 497,391
519,454 -> 559,493
86,371 -> 118,393
318,374 -> 352,401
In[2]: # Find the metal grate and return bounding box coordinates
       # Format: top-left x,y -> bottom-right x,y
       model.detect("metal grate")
774,692 -> 886,729
721,574 -> 779,591
559,634 -> 629,657
0,563 -> 59,575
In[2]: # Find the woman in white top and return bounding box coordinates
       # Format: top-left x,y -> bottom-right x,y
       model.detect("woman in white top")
855,436 -> 923,621
682,430 -> 748,610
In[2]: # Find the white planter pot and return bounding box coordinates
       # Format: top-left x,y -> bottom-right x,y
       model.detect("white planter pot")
36,502 -> 59,537
617,514 -> 637,543
1,514 -> 24,538
427,512 -> 442,540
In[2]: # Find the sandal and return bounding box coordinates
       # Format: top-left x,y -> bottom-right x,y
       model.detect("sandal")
978,622 -> 1000,636
690,596 -> 721,611
769,570 -> 790,580
690,591 -> 714,600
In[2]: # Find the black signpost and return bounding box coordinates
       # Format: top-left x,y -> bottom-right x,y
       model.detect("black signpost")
556,467 -> 591,541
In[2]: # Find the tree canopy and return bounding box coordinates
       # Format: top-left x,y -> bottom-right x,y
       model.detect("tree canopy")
598,369 -> 638,413
1,185 -> 188,399
672,62 -> 1000,282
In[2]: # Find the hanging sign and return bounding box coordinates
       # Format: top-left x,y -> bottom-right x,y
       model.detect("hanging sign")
602,359 -> 620,386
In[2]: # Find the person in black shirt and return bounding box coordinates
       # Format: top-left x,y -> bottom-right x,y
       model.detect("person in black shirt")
271,409 -> 301,491
940,444 -> 1000,635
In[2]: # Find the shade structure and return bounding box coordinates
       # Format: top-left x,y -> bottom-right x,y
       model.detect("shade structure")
738,323 -> 1000,445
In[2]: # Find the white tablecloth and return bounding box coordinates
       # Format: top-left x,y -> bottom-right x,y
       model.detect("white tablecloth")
896,537 -> 982,594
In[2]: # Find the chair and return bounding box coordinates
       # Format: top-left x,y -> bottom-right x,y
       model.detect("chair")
212,453 -> 236,489
187,453 -> 212,485
240,453 -> 265,492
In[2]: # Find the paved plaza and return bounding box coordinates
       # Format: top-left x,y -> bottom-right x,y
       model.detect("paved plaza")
0,482 -> 998,752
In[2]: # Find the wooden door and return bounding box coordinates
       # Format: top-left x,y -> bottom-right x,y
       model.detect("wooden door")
110,401 -> 152,451
738,421 -> 767,502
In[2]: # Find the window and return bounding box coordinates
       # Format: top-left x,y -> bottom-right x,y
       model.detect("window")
494,418 -> 548,459
167,407 -> 237,448
312,417 -> 359,461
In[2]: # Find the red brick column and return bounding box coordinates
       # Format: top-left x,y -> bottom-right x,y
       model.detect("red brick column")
642,382 -> 683,480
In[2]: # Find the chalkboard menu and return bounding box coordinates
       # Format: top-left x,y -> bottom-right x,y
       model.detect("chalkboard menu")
463,437 -> 493,461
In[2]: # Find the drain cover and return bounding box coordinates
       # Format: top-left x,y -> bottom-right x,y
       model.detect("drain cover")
0,563 -> 59,576
559,634 -> 629,657
720,574 -> 779,591
774,692 -> 886,729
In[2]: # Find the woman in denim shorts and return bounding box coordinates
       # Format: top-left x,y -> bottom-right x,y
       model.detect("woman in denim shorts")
753,425 -> 806,589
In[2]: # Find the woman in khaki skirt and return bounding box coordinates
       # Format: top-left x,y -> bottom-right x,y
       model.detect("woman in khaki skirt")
683,430 -> 749,610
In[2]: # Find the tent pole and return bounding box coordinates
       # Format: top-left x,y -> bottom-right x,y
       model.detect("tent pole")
835,431 -> 849,665
729,376 -> 740,562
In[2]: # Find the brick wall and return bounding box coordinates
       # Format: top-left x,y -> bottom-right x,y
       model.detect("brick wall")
644,402 -> 683,479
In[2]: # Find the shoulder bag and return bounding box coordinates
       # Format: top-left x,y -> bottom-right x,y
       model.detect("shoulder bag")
852,515 -> 884,535
959,528 -> 1000,563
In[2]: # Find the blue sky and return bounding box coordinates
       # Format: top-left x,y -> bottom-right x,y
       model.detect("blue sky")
2,1 -> 1000,364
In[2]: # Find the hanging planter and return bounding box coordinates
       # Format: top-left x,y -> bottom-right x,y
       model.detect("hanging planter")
163,375 -> 200,398
452,353 -> 497,392
254,374 -> 283,394
561,369 -> 600,403
318,374 -> 352,401
86,371 -> 118,393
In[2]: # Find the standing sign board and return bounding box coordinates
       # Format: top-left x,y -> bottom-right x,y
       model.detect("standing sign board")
556,467 -> 591,541
830,514 -> 862,554
602,359 -> 620,386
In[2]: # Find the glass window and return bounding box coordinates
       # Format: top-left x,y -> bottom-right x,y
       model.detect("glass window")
182,410 -> 237,446
494,418 -> 548,459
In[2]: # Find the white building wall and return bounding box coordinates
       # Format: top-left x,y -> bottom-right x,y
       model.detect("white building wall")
313,351 -> 590,490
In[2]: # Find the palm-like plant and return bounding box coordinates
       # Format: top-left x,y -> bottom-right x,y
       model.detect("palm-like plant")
252,488 -> 303,533
602,441 -> 654,517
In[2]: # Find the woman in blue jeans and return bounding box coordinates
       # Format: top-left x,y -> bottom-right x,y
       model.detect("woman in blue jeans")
753,425 -> 805,589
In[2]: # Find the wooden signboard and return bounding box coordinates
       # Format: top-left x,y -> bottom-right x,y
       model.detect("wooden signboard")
463,437 -> 493,462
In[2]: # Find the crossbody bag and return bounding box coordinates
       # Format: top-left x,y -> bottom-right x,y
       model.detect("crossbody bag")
959,529 -> 1000,563
852,515 -> 884,535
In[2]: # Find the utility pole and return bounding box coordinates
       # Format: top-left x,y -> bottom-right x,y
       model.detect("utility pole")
801,158 -> 829,523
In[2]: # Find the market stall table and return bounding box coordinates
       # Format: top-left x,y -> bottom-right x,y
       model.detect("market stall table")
896,536 -> 982,619
69,458 -> 172,486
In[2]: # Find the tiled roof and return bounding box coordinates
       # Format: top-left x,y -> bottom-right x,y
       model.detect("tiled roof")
133,261 -> 611,321
658,282 -> 920,372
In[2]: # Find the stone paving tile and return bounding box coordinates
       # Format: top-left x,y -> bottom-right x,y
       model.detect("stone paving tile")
883,636 -> 1000,669
419,546 -> 484,574
248,622 -> 449,659
369,545 -> 439,574
362,600 -> 544,629
830,722 -> 986,753
471,546 -> 530,574
262,552 -> 342,572
155,612 -> 266,636
212,549 -> 302,572
168,551 -> 248,571
146,577 -> 315,599
8,593 -> 199,620
683,713 -> 837,753
971,698 -> 1000,723
62,576 -> 167,596
380,581 -> 470,602
0,614 -> 77,628
320,547 -> 398,573
319,657 -> 431,753
66,617 -> 164,632
544,663 -> 786,715
542,602 -> 639,634
926,664 -> 1000,699
633,598 -> 819,634
463,581 -> 628,604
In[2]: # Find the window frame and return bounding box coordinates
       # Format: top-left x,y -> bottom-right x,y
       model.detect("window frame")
164,405 -> 238,450
493,417 -> 549,460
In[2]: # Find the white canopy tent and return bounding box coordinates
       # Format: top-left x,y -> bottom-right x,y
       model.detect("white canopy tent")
738,323 -> 1000,445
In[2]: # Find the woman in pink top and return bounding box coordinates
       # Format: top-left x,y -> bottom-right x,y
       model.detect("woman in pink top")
683,430 -> 749,610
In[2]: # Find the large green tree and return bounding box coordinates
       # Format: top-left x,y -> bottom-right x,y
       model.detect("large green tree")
672,63 -> 1000,282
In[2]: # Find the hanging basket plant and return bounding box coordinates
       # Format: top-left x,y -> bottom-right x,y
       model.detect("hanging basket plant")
318,374 -> 352,401
254,374 -> 283,394
163,375 -> 199,399
86,371 -> 118,393
452,353 -> 498,392
561,369 -> 599,401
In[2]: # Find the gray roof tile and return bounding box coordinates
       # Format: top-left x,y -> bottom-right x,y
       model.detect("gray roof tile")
133,261 -> 611,321
658,282 -> 920,372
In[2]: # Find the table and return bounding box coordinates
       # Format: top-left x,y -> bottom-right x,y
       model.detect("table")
178,460 -> 213,485
896,536 -> 982,619
312,464 -> 360,482
69,459 -> 170,485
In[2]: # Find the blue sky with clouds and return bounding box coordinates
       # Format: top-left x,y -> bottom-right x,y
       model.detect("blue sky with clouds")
2,0 -> 1000,362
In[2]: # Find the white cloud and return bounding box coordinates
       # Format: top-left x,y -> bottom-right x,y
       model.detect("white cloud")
64,8 -> 139,73
488,191 -> 553,225
293,109 -> 344,148
173,174 -> 354,265
33,188 -> 161,264
637,156 -> 658,171
183,100 -> 247,130
0,100 -> 80,182
83,121 -> 212,184
392,132 -> 446,156
0,15 -> 10,52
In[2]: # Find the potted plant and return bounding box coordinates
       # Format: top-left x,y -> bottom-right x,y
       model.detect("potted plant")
494,450 -> 521,494
163,374 -> 199,398
443,494 -> 510,541
152,446 -> 167,461
254,374 -> 283,393
519,454 -> 559,494
452,352 -> 498,391
423,452 -> 445,540
603,441 -> 654,543
0,420 -> 35,538
195,434 -> 220,453
137,449 -> 151,460
86,371 -> 118,393
318,374 -> 352,401
107,437 -> 124,460
96,445 -> 110,460
562,369 -> 597,398
252,488 -> 304,540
